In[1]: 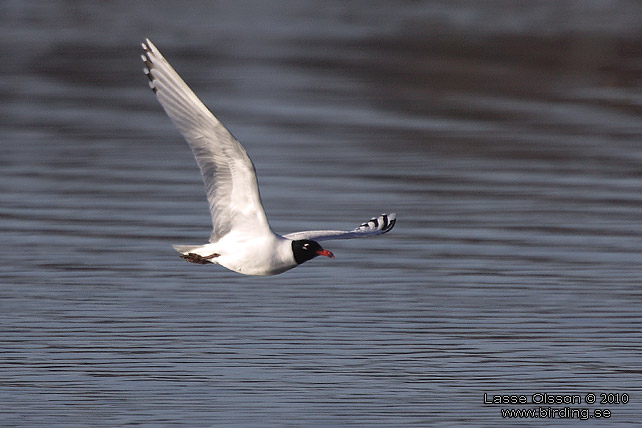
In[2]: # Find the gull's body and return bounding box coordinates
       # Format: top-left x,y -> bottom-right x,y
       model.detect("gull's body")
141,39 -> 395,276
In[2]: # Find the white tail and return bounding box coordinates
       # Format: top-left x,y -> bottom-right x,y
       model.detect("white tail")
172,244 -> 204,254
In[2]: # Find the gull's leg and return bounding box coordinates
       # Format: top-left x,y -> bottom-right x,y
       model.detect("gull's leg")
180,253 -> 220,264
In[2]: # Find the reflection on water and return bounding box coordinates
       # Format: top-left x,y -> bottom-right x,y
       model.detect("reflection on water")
2,1 -> 642,426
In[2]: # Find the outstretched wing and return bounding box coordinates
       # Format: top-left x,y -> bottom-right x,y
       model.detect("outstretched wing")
284,213 -> 396,242
142,39 -> 272,242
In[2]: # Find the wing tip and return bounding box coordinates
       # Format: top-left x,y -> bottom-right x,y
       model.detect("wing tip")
142,38 -> 155,51
141,39 -> 158,93
385,213 -> 396,232
358,212 -> 396,234
379,212 -> 396,234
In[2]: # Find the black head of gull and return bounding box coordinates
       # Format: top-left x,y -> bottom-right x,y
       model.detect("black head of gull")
292,240 -> 335,265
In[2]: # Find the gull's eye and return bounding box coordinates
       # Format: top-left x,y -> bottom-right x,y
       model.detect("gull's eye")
303,243 -> 310,250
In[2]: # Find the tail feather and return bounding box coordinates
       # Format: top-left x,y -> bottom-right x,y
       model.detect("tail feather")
173,244 -> 204,254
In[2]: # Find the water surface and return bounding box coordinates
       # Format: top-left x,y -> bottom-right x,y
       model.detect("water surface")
2,1 -> 642,426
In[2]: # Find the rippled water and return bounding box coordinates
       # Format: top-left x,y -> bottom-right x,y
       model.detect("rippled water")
2,1 -> 642,426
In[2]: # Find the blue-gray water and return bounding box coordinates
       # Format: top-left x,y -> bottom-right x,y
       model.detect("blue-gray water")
2,1 -> 642,426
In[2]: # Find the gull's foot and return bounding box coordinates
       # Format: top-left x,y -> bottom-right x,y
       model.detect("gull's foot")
181,252 -> 220,264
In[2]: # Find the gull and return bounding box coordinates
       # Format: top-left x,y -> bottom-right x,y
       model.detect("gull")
141,39 -> 396,276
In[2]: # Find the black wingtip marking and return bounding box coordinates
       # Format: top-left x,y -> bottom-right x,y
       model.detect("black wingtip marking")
381,214 -> 389,229
357,213 -> 396,234
377,213 -> 395,234
382,216 -> 396,234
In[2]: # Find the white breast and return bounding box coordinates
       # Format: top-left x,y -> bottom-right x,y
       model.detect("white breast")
213,234 -> 296,276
